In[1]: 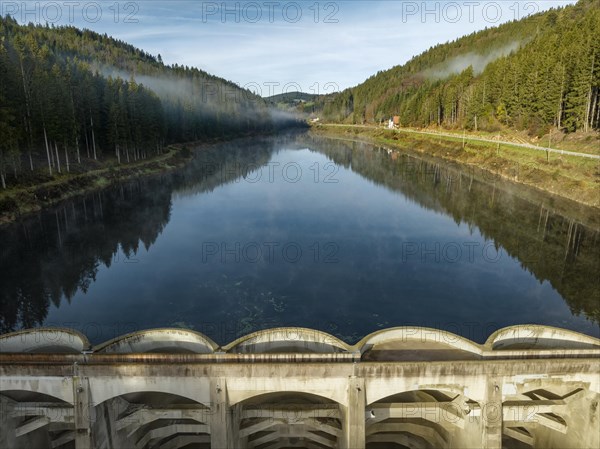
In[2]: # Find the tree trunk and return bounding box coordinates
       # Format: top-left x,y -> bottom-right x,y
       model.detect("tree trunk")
43,127 -> 52,176
557,67 -> 565,129
0,149 -> 5,189
585,87 -> 592,133
19,57 -> 35,172
595,89 -> 600,128
55,211 -> 62,248
64,144 -> 70,173
90,115 -> 97,160
50,143 -> 55,169
116,144 -> 121,164
75,136 -> 81,164
98,192 -> 103,218
482,81 -> 486,108
584,51 -> 596,133
84,121 -> 90,158
55,142 -> 61,174
589,88 -> 598,129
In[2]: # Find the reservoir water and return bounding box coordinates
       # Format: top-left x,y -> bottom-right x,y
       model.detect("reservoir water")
1,133 -> 598,345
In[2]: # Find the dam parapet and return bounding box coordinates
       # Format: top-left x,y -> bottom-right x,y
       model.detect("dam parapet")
1,325 -> 599,449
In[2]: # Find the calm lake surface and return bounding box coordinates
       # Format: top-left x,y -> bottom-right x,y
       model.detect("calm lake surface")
1,133 -> 599,345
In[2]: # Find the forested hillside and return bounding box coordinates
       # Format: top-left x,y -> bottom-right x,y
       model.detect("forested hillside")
318,0 -> 599,135
0,16 -> 284,188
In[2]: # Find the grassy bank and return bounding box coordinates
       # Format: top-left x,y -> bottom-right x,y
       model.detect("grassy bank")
0,143 -> 196,225
408,125 -> 600,156
313,124 -> 600,209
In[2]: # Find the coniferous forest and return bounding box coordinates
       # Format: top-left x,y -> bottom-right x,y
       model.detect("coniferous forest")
0,1 -> 598,195
317,0 -> 600,135
0,16 -> 287,188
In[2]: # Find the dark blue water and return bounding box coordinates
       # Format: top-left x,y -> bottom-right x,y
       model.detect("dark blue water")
1,133 -> 598,344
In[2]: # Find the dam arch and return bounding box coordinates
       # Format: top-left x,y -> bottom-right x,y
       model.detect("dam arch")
236,391 -> 343,449
222,327 -> 351,354
366,388 -> 484,449
88,376 -> 211,408
0,328 -> 89,354
0,390 -> 74,449
0,378 -> 74,405
93,328 -> 218,355
92,392 -> 211,449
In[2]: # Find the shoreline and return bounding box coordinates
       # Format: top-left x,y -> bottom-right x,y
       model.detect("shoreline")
2,126 -> 598,228
0,134 -> 261,226
312,124 -> 600,214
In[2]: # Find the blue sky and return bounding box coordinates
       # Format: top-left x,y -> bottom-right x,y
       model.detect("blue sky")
7,1 -> 576,95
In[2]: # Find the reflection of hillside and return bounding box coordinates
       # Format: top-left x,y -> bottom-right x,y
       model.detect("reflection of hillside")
304,135 -> 600,324
2,133 -> 597,335
173,138 -> 277,197
0,180 -> 173,333
0,139 -> 278,333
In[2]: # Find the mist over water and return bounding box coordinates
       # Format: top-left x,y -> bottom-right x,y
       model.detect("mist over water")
1,133 -> 598,345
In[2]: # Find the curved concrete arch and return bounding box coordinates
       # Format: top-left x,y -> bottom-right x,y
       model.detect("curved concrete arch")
0,328 -> 89,354
238,390 -> 341,406
93,328 -> 218,354
486,325 -> 600,350
222,327 -> 351,354
0,390 -> 75,448
368,388 -> 471,405
229,381 -> 349,408
366,389 -> 481,448
366,385 -> 480,413
0,383 -> 74,405
238,391 -> 342,449
375,389 -> 453,403
354,327 -> 483,356
89,377 -> 211,407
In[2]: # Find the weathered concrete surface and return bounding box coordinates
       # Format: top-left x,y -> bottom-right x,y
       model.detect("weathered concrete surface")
0,328 -> 88,354
93,329 -> 219,354
1,325 -> 599,449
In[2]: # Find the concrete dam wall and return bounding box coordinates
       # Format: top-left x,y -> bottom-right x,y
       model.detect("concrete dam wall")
1,325 -> 599,449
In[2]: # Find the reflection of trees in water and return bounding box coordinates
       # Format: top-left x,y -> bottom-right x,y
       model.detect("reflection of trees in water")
0,138 -> 278,333
1,133 -> 597,334
175,137 -> 276,197
304,135 -> 600,324
0,182 -> 173,333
